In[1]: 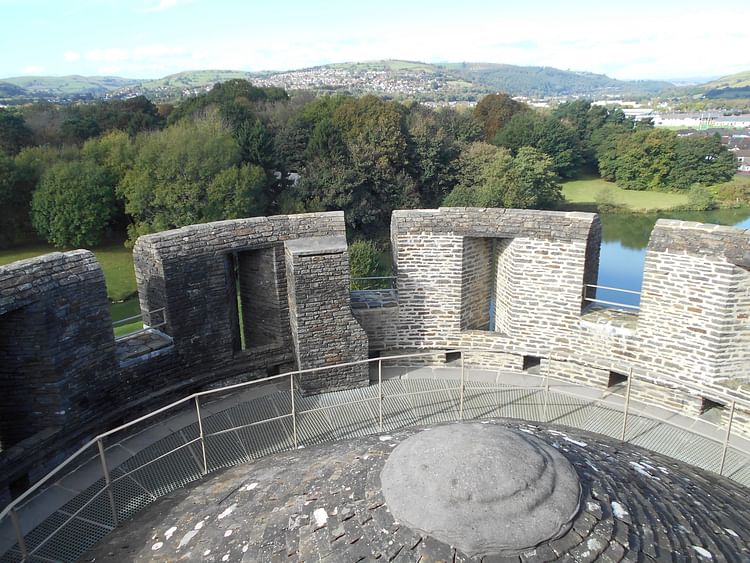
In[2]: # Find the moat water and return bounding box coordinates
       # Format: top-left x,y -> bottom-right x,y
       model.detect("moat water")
598,208 -> 750,308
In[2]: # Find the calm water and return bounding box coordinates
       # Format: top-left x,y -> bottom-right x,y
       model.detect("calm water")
597,209 -> 750,308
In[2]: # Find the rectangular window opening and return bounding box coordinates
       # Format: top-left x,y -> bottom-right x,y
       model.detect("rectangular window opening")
522,355 -> 541,373
607,371 -> 628,388
700,397 -> 725,415
445,351 -> 461,363
461,237 -> 503,332
227,247 -> 284,353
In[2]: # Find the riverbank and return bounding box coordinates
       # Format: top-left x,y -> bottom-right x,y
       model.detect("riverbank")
562,175 -> 750,212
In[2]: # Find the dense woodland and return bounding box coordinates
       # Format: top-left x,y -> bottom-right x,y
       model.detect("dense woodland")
0,80 -> 740,250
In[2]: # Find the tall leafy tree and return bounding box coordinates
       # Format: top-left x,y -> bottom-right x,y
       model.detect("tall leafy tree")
0,153 -> 35,247
31,160 -> 116,247
473,93 -> 528,142
493,110 -> 582,178
0,109 -> 32,155
443,143 -> 561,209
670,135 -> 736,189
118,112 -> 254,242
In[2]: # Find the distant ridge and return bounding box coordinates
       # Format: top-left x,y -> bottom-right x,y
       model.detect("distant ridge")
2,60 -> 745,104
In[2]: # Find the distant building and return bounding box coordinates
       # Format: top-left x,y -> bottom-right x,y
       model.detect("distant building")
736,149 -> 750,174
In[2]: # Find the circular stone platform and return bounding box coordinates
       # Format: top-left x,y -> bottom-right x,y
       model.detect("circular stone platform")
381,423 -> 581,557
82,420 -> 750,562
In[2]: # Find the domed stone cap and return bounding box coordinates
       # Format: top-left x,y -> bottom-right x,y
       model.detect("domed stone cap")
380,422 -> 582,557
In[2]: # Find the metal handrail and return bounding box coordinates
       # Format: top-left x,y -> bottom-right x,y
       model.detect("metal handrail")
111,307 -> 166,327
585,284 -> 641,296
113,307 -> 168,341
1,347 -> 746,560
583,283 -> 641,311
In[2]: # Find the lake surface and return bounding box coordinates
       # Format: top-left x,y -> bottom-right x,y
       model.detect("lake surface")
596,208 -> 750,308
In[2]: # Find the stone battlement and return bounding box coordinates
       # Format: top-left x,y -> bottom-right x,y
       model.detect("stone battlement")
1,208 -> 749,503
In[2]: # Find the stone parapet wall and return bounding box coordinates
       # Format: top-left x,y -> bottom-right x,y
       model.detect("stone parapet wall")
2,209 -> 750,501
0,212 -> 369,497
0,251 -> 115,448
285,236 -> 368,393
382,209 -> 750,441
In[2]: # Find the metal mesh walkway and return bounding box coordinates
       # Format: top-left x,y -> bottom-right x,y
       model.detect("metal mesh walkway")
1,367 -> 748,562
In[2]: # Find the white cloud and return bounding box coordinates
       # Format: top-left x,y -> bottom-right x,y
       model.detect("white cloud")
63,51 -> 80,62
86,48 -> 129,62
22,65 -> 46,74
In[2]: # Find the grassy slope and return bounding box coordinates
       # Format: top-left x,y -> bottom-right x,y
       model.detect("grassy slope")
700,70 -> 750,90
562,178 -> 689,210
0,242 -> 138,324
563,176 -> 750,211
1,75 -> 138,95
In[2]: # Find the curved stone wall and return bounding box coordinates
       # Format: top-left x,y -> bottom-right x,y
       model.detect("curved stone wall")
1,208 -> 749,505
0,212 -> 369,501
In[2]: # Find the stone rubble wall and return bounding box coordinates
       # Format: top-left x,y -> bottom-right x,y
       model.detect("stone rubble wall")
375,209 -> 750,439
0,212 -> 369,495
0,251 -> 115,447
284,236 -> 368,393
2,209 -> 750,500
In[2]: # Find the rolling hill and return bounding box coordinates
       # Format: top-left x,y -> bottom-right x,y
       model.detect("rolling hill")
0,75 -> 139,98
5,60 -> 746,104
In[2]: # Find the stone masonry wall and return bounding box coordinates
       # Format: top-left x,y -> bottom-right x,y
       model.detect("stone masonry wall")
285,236 -> 368,393
380,211 -> 750,439
132,212 -> 349,386
0,212 -> 368,496
460,238 -> 493,330
391,208 -> 597,353
0,251 -> 116,448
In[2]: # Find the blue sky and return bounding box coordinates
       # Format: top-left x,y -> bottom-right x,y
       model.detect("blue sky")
1,0 -> 747,80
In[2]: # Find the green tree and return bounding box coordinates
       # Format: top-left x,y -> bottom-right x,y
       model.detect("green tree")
0,109 -> 32,155
493,110 -> 582,178
118,112 -> 248,241
613,128 -> 676,190
206,163 -> 268,220
0,153 -> 35,247
31,160 -> 116,247
670,135 -> 736,189
443,144 -> 561,209
405,105 -> 459,206
473,93 -> 528,142
686,184 -> 716,210
349,239 -> 386,289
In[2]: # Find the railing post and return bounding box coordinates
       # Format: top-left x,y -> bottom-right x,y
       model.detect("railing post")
290,373 -> 298,448
459,351 -> 465,420
194,396 -> 208,475
378,358 -> 383,432
9,508 -> 28,560
620,367 -> 634,441
97,438 -> 118,527
543,358 -> 551,423
719,400 -> 736,476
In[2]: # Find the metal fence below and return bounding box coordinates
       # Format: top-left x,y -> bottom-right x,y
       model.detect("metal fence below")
1,350 -> 748,562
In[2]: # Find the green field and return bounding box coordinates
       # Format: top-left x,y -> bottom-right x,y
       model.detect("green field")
562,178 -> 689,211
0,242 -> 139,326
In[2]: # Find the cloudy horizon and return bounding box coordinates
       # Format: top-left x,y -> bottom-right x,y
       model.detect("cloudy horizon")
2,0 -> 748,82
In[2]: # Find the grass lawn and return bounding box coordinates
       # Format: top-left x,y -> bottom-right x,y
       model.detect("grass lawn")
111,299 -> 143,337
0,241 -> 139,325
562,178 -> 689,211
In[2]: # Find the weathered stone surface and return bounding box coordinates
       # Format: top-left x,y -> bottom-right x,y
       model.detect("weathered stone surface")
81,420 -> 750,562
0,212 -> 368,498
380,423 -> 581,557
